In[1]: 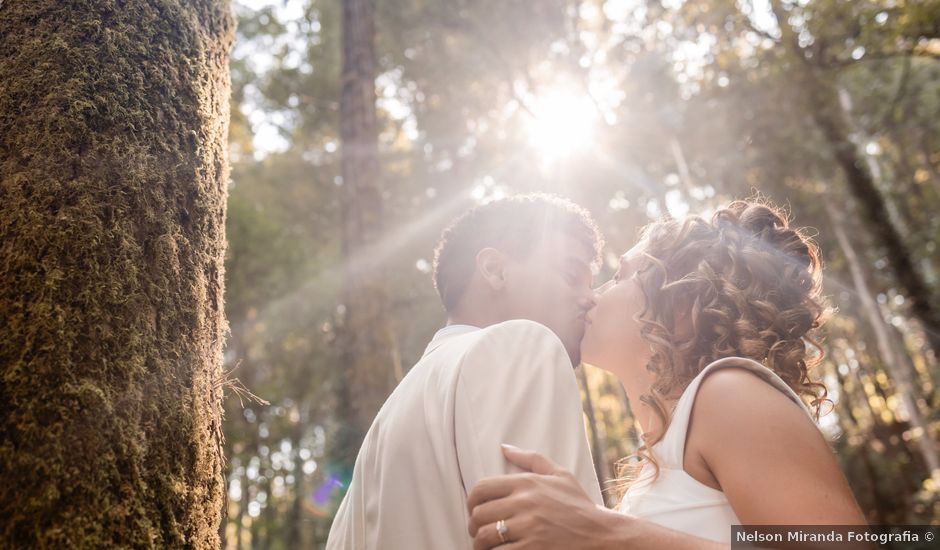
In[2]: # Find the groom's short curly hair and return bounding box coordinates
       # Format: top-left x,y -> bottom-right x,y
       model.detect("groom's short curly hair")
432,193 -> 603,312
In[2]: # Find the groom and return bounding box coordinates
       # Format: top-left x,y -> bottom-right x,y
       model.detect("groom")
326,194 -> 605,549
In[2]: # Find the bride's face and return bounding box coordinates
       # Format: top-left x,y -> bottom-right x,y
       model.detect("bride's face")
580,243 -> 653,378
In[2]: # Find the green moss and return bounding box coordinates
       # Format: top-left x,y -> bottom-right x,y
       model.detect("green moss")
0,0 -> 234,547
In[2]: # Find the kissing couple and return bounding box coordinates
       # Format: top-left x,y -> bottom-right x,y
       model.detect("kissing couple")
327,194 -> 866,549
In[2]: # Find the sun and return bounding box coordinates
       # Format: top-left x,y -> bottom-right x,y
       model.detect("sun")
525,90 -> 598,162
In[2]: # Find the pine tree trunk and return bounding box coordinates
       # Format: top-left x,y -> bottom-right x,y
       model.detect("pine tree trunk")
0,1 -> 233,547
335,0 -> 397,466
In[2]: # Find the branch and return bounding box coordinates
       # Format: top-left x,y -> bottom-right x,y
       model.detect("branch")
820,48 -> 940,70
216,361 -> 270,408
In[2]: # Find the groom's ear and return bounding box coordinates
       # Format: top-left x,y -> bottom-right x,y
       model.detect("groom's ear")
476,247 -> 507,291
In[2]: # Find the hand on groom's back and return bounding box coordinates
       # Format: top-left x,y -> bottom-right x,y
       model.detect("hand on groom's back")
467,445 -> 626,550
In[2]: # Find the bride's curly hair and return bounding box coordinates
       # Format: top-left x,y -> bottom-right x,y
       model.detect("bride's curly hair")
614,197 -> 833,494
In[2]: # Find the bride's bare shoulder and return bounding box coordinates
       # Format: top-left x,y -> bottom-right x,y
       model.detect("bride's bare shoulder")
690,367 -> 815,436
683,368 -> 817,488
687,368 -> 865,524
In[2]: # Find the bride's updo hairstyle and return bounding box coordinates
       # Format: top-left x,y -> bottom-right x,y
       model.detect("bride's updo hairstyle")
619,197 -> 833,490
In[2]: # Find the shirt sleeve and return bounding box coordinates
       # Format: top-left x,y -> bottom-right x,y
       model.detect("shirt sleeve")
453,319 -> 604,505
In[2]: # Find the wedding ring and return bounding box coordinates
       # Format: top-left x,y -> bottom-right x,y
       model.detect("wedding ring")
496,519 -> 509,543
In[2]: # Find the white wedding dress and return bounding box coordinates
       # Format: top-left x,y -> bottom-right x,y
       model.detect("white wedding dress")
616,356 -> 815,544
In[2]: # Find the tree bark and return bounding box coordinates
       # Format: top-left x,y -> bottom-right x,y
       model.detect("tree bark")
0,1 -> 233,547
335,0 -> 398,466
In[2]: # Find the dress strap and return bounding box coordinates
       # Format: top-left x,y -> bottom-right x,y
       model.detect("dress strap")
653,356 -> 814,469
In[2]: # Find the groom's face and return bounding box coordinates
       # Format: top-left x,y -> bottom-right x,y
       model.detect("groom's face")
501,231 -> 596,365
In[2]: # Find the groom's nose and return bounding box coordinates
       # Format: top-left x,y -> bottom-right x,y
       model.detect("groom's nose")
594,279 -> 614,295
577,291 -> 596,313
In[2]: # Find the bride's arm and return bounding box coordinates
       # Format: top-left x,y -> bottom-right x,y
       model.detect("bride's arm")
689,368 -> 866,526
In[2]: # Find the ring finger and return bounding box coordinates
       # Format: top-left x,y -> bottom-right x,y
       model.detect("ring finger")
473,518 -> 524,550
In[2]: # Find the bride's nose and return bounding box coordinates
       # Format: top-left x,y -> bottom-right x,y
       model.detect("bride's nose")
577,289 -> 596,311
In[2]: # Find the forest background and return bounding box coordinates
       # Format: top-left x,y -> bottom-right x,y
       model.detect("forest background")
221,0 -> 940,547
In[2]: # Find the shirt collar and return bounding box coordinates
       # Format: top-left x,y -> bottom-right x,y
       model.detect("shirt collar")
422,324 -> 480,356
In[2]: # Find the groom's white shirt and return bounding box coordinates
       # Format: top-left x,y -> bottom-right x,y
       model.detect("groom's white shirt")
325,319 -> 603,550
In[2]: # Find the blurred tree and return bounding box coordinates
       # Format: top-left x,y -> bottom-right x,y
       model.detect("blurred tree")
334,0 -> 400,467
768,0 -> 940,358
665,0 -> 940,351
826,201 -> 939,478
0,0 -> 233,546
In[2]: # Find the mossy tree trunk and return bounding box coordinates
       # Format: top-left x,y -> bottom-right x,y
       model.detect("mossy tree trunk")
0,1 -> 233,547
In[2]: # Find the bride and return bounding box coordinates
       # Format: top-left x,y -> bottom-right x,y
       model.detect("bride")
466,199 -> 867,548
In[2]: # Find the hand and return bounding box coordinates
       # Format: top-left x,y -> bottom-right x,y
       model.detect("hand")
466,445 -> 626,550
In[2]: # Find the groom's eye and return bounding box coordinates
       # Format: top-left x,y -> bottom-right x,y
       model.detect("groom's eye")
560,257 -> 592,288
